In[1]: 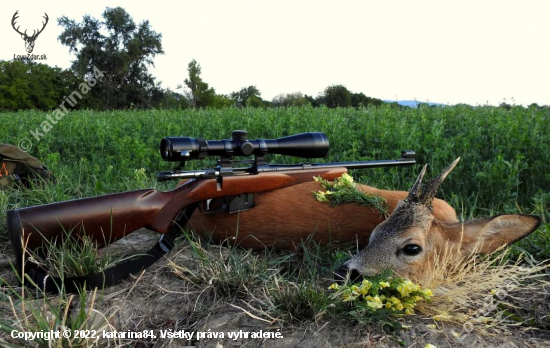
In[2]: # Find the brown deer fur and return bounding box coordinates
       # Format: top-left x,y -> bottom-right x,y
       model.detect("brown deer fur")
336,159 -> 541,281
187,180 -> 458,249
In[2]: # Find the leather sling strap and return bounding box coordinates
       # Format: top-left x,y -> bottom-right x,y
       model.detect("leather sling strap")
10,205 -> 197,294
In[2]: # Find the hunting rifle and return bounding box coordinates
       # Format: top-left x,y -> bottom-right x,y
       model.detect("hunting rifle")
7,130 -> 415,292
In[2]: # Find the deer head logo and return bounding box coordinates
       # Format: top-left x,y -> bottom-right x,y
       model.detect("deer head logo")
12,11 -> 49,54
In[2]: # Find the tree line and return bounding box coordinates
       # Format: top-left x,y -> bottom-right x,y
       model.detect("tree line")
0,7 -> 391,112
0,57 -> 386,111
2,7 -> 545,111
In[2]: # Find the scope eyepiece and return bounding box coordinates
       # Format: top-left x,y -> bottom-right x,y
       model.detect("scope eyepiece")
160,131 -> 329,162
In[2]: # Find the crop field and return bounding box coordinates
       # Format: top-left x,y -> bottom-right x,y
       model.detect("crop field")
0,105 -> 549,347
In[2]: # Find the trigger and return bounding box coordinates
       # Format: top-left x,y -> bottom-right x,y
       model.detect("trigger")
199,198 -> 228,214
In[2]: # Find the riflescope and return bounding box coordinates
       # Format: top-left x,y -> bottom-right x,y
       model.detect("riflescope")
160,131 -> 329,162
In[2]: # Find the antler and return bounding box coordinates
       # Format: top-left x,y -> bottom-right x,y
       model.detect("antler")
405,164 -> 427,203
11,11 -> 26,37
405,158 -> 460,209
29,13 -> 49,39
419,157 -> 461,208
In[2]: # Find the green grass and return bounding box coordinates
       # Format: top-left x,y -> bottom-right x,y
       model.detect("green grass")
30,227 -> 130,279
0,243 -> 115,348
0,286 -> 111,348
168,229 -> 279,300
0,105 -> 547,259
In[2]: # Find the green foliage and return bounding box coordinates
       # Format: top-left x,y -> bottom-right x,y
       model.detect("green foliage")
266,272 -> 428,329
246,95 -> 266,107
272,92 -> 311,107
0,106 -> 546,211
150,88 -> 188,109
57,7 -> 164,109
312,173 -> 389,216
183,59 -> 216,108
210,94 -> 233,108
328,274 -> 432,316
0,288 -> 108,348
30,228 -> 126,278
0,60 -> 84,111
268,281 -> 333,324
307,87 -> 387,108
171,229 -> 276,299
304,94 -> 321,107
321,84 -> 352,108
231,86 -> 265,107
351,92 -> 384,108
0,105 -> 548,260
0,59 -> 184,111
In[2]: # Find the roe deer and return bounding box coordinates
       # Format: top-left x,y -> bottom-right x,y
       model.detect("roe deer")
187,168 -> 459,249
335,158 -> 541,282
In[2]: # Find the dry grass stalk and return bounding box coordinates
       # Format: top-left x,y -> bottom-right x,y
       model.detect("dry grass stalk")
417,231 -> 549,335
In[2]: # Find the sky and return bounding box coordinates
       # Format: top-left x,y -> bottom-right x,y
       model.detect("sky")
2,0 -> 550,106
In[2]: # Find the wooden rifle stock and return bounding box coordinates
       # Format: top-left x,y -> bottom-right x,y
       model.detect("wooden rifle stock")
8,168 -> 347,254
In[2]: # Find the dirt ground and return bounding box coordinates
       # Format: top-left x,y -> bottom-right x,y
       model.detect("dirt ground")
1,229 -> 549,348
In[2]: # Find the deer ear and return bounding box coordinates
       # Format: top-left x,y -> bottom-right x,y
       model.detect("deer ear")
448,215 -> 541,254
21,34 -> 25,40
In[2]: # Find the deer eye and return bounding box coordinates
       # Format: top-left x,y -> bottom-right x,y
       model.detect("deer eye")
402,244 -> 422,256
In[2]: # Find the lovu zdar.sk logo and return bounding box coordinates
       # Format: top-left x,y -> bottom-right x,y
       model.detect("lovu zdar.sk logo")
11,10 -> 48,54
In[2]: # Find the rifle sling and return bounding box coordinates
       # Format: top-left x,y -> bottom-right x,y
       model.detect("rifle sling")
23,204 -> 197,294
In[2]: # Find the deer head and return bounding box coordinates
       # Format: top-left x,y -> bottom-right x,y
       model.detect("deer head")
335,158 -> 541,282
12,11 -> 49,54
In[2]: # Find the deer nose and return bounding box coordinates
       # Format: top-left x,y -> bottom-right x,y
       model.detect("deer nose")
334,264 -> 363,283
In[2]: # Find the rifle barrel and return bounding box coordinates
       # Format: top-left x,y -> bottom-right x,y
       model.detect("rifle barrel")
157,156 -> 416,181
264,158 -> 416,172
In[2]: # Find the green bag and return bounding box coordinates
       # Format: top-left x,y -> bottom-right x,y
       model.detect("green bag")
0,144 -> 54,188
